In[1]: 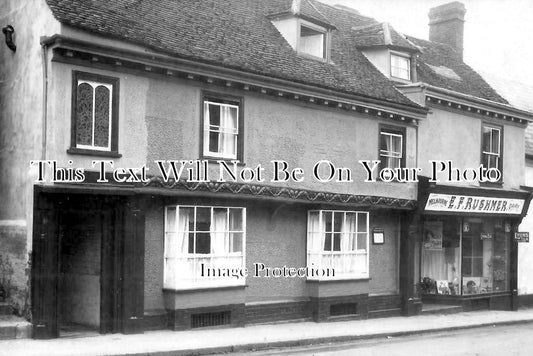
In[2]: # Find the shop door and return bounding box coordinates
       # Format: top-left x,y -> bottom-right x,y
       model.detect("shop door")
31,204 -> 60,339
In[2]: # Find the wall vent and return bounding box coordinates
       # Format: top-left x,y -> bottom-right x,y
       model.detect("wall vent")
191,311 -> 231,328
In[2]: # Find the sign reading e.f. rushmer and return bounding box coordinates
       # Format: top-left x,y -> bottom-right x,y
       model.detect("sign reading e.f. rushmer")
425,193 -> 525,215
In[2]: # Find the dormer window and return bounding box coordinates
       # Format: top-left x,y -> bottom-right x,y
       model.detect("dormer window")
298,21 -> 328,60
390,53 -> 411,81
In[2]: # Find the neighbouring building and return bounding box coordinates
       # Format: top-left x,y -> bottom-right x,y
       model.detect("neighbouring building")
478,72 -> 533,307
0,0 -> 531,340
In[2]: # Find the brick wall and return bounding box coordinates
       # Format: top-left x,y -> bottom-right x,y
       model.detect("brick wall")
245,301 -> 310,324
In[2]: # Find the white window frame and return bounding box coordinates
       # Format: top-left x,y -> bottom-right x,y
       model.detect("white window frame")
203,100 -> 240,160
297,19 -> 329,61
390,53 -> 411,81
482,125 -> 501,171
307,210 -> 369,280
380,130 -> 404,169
164,205 -> 246,290
75,79 -> 113,151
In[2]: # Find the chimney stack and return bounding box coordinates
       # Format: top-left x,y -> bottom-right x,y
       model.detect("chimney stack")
429,2 -> 466,59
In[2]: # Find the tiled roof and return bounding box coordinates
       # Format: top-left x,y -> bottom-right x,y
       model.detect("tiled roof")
45,0 -> 421,110
44,0 -> 507,111
477,71 -> 533,156
408,37 -> 508,104
266,0 -> 335,28
352,23 -> 419,52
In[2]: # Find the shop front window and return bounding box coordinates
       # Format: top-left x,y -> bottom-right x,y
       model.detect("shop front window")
420,217 -> 510,296
462,219 -> 510,294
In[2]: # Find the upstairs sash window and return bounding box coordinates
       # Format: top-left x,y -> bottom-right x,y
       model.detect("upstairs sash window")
482,125 -> 502,174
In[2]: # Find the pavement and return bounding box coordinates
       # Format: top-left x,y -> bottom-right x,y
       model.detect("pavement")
2,309 -> 533,356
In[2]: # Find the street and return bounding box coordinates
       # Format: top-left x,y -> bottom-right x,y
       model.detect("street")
223,324 -> 533,356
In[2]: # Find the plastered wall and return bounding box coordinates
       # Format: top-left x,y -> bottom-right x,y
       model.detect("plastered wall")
0,0 -> 60,314
47,60 -> 418,200
418,105 -> 524,190
143,197 -> 400,311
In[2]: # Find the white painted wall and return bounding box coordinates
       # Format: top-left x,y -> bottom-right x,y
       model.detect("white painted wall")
518,158 -> 533,295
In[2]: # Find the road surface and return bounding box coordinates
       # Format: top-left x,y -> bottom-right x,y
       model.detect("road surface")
221,324 -> 533,356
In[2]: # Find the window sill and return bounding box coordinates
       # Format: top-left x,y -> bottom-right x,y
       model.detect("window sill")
163,284 -> 246,294
479,181 -> 503,188
67,147 -> 122,158
201,157 -> 246,166
306,277 -> 371,283
296,51 -> 329,63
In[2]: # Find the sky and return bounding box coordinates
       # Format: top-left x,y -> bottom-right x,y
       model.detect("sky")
318,0 -> 533,85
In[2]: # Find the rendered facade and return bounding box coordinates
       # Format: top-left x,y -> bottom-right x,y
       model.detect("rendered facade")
0,0 -> 532,339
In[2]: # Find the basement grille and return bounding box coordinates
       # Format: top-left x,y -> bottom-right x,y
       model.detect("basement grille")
191,311 -> 231,328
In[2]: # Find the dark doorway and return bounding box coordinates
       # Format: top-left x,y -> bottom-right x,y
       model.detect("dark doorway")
58,209 -> 103,337
32,192 -> 145,339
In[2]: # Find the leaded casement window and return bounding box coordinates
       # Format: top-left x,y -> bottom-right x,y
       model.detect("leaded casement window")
482,124 -> 502,175
164,205 -> 246,289
202,93 -> 243,160
70,71 -> 119,154
390,53 -> 411,81
307,210 -> 369,280
379,126 -> 405,179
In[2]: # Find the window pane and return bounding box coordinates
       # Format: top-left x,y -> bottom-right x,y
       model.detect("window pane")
491,129 -> 500,154
324,232 -> 333,251
380,133 -> 390,153
391,135 -> 402,155
221,133 -> 236,156
231,232 -> 243,253
308,211 -> 319,232
76,82 -> 93,146
333,233 -> 341,251
208,103 -> 220,126
358,213 -> 367,233
391,55 -> 410,80
195,207 -> 211,232
222,106 -> 238,132
482,127 -> 491,152
229,208 -> 243,231
299,25 -> 325,58
323,211 -> 333,232
166,207 -> 176,231
94,85 -> 110,148
196,232 -> 211,254
333,212 -> 343,233
357,233 -> 367,250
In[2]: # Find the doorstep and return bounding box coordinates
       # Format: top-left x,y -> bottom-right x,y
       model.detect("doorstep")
0,315 -> 32,340
421,303 -> 463,315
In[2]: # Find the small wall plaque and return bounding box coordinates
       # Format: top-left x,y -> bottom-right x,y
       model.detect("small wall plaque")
372,228 -> 384,245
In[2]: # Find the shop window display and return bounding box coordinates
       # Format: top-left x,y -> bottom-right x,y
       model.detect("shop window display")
420,217 -> 510,296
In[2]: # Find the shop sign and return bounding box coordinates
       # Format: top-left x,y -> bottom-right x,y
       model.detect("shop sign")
425,193 -> 524,215
514,232 -> 529,243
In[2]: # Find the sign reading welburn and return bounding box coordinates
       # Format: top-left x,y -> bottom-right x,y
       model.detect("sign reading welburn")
425,193 -> 524,215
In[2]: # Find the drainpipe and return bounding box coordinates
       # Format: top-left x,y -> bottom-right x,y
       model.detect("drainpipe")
40,40 -> 48,161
